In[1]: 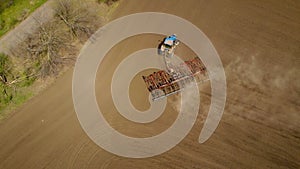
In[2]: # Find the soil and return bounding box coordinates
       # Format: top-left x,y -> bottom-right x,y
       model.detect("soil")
0,0 -> 299,168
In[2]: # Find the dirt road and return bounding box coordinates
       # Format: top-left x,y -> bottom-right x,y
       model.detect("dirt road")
0,0 -> 299,168
0,0 -> 55,55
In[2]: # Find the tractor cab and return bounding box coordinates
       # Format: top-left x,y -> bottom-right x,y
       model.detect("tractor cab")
159,34 -> 180,57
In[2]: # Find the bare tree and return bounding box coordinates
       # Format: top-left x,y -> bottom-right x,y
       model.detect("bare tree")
0,53 -> 16,103
19,19 -> 68,77
54,0 -> 99,41
0,53 -> 39,109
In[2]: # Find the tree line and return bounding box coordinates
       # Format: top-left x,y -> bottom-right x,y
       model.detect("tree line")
0,0 -> 113,110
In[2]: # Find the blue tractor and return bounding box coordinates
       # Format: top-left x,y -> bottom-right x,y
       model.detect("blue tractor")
158,34 -> 180,57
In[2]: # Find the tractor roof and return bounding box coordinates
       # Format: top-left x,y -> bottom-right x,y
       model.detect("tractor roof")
164,35 -> 177,46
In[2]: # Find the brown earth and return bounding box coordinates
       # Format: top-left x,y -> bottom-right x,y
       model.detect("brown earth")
0,0 -> 300,168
